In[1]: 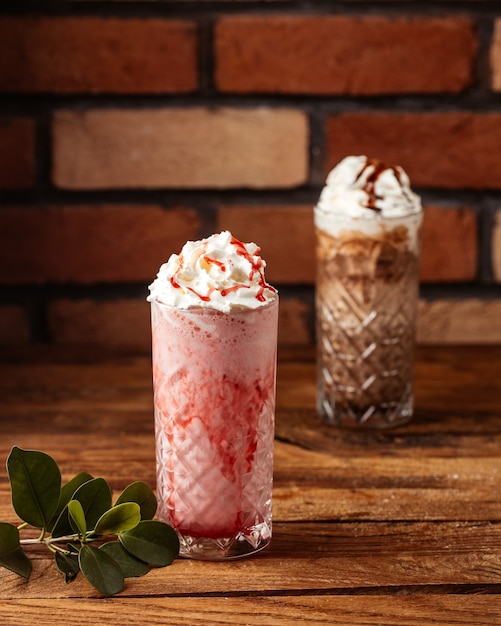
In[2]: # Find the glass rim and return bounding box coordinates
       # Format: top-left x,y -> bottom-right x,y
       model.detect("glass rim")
149,294 -> 279,315
314,204 -> 423,223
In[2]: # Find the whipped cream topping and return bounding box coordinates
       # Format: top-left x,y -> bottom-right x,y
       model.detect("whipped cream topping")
316,155 -> 422,219
147,231 -> 277,312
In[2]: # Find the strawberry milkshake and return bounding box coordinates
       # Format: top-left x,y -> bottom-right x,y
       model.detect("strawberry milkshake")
148,231 -> 278,559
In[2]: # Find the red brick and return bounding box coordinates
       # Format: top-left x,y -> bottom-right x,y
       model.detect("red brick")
420,206 -> 477,282
490,19 -> 501,91
52,108 -> 308,190
218,203 -> 477,285
48,299 -> 150,352
48,295 -> 311,352
0,17 -> 197,94
277,298 -> 312,348
491,208 -> 501,281
217,205 -> 315,284
215,15 -> 476,95
417,300 -> 501,345
0,305 -> 30,346
47,296 -> 501,351
0,206 -> 201,284
326,112 -> 501,189
0,118 -> 34,189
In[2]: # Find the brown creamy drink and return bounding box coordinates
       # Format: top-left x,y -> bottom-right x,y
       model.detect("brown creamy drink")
314,156 -> 422,428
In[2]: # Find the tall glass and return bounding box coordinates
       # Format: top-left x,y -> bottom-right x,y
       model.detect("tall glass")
314,210 -> 422,429
151,297 -> 279,559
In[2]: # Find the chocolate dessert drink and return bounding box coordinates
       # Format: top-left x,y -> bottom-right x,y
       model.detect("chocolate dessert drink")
314,156 -> 422,429
148,232 -> 278,559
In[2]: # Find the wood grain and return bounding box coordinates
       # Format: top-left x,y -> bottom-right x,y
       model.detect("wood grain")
1,521 -> 501,600
1,346 -> 501,623
0,595 -> 499,626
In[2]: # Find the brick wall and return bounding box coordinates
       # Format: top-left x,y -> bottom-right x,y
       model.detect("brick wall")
1,1 -> 501,353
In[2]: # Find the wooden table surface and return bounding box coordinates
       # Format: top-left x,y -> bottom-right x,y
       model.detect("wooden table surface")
1,345 -> 501,625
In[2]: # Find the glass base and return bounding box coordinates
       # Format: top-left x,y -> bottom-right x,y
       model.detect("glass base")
177,521 -> 272,560
318,393 -> 414,430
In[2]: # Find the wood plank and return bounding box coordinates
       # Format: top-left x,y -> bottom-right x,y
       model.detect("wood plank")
3,403 -> 501,460
1,346 -> 500,413
0,595 -> 499,626
0,358 -> 154,411
1,345 -> 501,624
272,438 -> 501,521
1,415 -> 501,523
1,521 -> 501,600
281,345 -> 501,411
2,438 -> 501,522
275,408 -> 501,457
3,481 -> 500,526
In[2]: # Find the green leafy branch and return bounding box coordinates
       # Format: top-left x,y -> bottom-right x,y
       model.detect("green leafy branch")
0,446 -> 179,596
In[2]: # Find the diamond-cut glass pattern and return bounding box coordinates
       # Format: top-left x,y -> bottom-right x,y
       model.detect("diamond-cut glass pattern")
155,398 -> 274,560
316,254 -> 419,429
150,298 -> 279,559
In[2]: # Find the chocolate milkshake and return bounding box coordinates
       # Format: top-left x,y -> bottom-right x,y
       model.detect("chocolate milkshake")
314,156 -> 422,428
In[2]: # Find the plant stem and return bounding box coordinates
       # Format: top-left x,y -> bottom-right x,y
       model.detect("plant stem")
20,533 -> 80,546
46,542 -> 70,555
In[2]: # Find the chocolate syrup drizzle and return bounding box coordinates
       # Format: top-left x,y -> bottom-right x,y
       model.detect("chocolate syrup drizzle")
354,157 -> 409,212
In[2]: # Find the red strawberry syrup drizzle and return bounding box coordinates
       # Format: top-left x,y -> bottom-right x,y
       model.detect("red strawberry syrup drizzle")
155,364 -> 275,539
169,236 -> 276,304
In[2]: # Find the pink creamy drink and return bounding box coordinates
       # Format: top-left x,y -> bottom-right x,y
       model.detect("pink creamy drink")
148,232 -> 278,559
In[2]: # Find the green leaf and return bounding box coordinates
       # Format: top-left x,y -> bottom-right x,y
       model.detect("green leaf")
7,447 -> 61,530
0,522 -> 32,579
68,499 -> 87,537
51,472 -> 93,527
94,503 -> 141,536
100,541 -> 149,578
0,523 -> 21,558
115,482 -> 157,520
50,504 -> 73,539
119,520 -> 179,567
79,544 -> 124,597
72,478 -> 112,529
55,551 -> 80,583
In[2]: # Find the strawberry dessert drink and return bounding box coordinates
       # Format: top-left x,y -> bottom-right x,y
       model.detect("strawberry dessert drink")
148,231 -> 278,559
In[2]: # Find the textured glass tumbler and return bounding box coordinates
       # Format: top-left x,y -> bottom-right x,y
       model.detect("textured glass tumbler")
314,211 -> 422,429
151,298 -> 279,559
